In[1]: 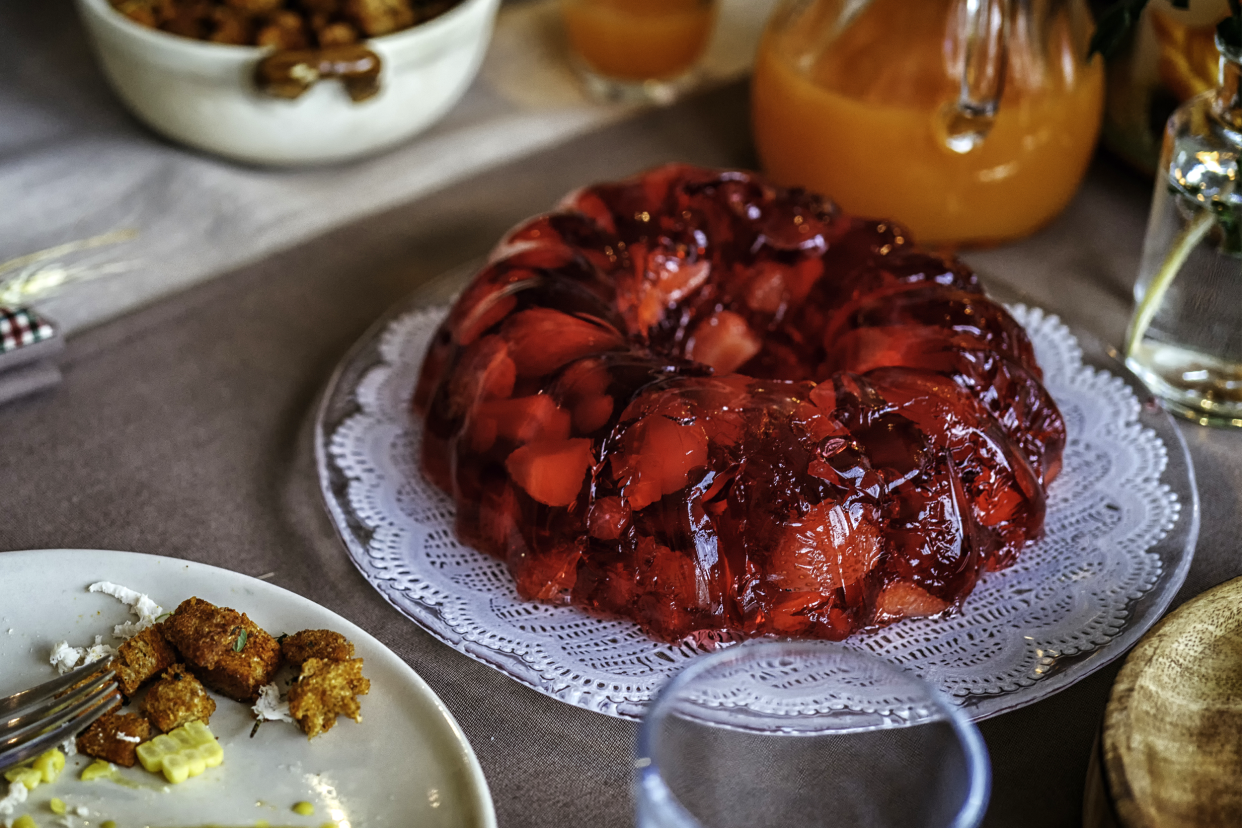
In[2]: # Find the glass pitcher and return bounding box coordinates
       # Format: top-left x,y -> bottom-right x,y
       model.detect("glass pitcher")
752,0 -> 1105,247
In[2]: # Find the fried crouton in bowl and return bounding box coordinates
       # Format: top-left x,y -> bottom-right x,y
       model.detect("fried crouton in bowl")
74,0 -> 500,164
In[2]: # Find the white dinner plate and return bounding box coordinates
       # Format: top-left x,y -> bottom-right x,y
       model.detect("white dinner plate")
0,549 -> 496,828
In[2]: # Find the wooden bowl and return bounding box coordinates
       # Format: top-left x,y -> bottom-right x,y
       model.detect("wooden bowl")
1085,577 -> 1242,827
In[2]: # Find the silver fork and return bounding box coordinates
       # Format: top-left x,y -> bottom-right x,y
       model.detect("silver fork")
0,658 -> 119,773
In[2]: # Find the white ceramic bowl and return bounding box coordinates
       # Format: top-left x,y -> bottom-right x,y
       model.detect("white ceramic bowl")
76,0 -> 500,165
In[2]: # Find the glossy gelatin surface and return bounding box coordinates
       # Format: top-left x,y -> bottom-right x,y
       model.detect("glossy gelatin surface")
413,164 -> 1064,642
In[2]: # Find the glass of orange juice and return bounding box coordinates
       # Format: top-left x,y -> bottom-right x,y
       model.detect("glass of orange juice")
560,0 -> 718,104
752,0 -> 1105,247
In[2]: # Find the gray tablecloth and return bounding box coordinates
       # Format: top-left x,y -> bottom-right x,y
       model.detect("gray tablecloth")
2,80 -> 1241,828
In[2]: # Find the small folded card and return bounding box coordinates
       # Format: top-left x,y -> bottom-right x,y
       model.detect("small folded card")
0,306 -> 62,406
1,307 -> 54,353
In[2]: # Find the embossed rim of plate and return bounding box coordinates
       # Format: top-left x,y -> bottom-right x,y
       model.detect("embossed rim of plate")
313,267 -> 1200,722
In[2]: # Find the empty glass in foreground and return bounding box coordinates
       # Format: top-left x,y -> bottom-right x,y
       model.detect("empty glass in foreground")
635,641 -> 990,828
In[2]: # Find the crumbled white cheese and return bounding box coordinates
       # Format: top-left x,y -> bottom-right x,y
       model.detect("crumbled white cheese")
252,682 -> 293,723
49,640 -> 83,673
48,636 -> 117,675
74,806 -> 88,817
0,781 -> 28,817
115,733 -> 141,743
59,735 -> 78,757
88,581 -> 163,639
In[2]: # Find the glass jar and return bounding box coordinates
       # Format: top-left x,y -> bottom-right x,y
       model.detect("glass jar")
560,0 -> 718,104
752,0 -> 1105,247
1096,0 -> 1229,175
1126,36 -> 1242,427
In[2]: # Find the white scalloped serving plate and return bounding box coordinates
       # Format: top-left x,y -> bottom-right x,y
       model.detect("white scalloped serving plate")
314,281 -> 1198,722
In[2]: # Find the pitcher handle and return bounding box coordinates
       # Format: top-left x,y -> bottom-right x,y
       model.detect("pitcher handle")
942,0 -> 1011,153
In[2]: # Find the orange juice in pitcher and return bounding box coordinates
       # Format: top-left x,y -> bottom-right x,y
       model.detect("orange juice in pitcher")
752,0 -> 1105,246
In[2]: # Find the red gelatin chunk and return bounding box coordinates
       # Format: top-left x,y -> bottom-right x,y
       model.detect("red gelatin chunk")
610,415 -> 709,511
502,308 -> 624,377
685,311 -> 763,375
874,582 -> 951,624
505,438 -> 594,508
770,501 -> 883,593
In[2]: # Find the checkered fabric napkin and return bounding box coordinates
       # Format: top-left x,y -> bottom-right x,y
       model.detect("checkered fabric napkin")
0,307 -> 55,354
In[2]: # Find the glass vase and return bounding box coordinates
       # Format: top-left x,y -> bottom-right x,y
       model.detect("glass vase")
1126,36 -> 1242,427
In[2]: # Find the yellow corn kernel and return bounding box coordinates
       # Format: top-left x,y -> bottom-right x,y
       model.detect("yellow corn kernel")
48,798 -> 66,815
32,749 -> 65,783
101,822 -> 118,828
13,815 -> 37,828
80,759 -> 114,781
292,801 -> 315,816
4,767 -> 41,789
135,720 -> 223,784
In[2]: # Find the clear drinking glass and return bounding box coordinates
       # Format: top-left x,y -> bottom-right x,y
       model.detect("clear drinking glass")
635,641 -> 990,828
1126,35 -> 1242,427
559,0 -> 718,104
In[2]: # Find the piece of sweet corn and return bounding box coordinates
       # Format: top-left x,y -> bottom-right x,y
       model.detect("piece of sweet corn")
32,749 -> 64,784
135,720 -> 223,784
80,760 -> 114,781
3,749 -> 65,791
292,801 -> 315,816
3,767 -> 41,789
48,798 -> 66,815
13,815 -> 36,828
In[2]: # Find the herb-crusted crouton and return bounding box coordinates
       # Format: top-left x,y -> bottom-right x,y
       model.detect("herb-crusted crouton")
280,630 -> 354,667
343,0 -> 414,36
163,597 -> 281,702
287,657 -> 369,738
114,624 -> 177,698
77,712 -> 152,768
142,664 -> 217,732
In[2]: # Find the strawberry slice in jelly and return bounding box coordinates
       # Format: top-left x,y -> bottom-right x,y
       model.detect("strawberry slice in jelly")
446,335 -> 517,414
625,253 -> 712,336
825,285 -> 1038,372
768,500 -> 884,594
685,311 -> 763,375
505,437 -> 594,508
609,413 -> 710,512
873,581 -> 951,625
502,308 -> 625,378
508,537 -> 582,603
467,395 -> 573,453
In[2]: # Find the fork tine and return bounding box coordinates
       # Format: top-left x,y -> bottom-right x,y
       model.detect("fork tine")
0,657 -> 116,717
0,679 -> 119,773
1,665 -> 118,738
